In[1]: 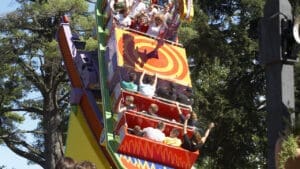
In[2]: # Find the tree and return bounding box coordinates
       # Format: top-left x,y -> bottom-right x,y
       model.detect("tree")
179,0 -> 267,168
0,0 -> 95,168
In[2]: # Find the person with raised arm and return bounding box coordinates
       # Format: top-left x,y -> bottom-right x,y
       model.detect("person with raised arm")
139,70 -> 158,97
181,116 -> 215,152
120,72 -> 138,92
116,95 -> 136,121
176,102 -> 198,126
146,14 -> 166,37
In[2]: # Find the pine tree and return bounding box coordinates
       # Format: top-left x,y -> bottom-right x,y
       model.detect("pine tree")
0,0 -> 95,168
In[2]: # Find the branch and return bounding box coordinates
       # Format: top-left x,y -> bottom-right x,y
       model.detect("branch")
38,55 -> 46,79
7,101 -> 43,115
18,60 -> 47,95
58,92 -> 70,104
3,136 -> 45,168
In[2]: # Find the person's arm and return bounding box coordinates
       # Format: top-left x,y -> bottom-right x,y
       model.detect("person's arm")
183,115 -> 189,135
152,73 -> 158,88
201,122 -> 215,144
176,102 -> 182,114
139,70 -> 146,85
176,102 -> 185,123
117,98 -> 126,113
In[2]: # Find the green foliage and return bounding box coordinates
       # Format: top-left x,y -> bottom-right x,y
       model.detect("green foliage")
180,0 -> 267,168
85,37 -> 98,51
278,135 -> 299,169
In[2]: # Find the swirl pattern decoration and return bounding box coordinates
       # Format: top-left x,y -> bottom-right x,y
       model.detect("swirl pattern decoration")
115,28 -> 192,87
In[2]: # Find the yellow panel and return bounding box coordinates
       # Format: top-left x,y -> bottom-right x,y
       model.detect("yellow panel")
65,107 -> 111,168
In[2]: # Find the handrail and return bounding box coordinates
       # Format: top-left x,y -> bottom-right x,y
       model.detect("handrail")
125,90 -> 192,110
127,110 -> 196,131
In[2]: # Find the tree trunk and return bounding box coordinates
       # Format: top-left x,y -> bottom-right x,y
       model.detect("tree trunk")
43,94 -> 64,169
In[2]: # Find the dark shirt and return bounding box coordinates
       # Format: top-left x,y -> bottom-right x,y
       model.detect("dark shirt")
179,114 -> 197,126
156,87 -> 177,101
176,93 -> 194,105
181,134 -> 203,152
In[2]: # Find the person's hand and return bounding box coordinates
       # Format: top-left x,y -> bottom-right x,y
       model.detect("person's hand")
208,122 -> 215,129
188,105 -> 192,112
185,113 -> 191,120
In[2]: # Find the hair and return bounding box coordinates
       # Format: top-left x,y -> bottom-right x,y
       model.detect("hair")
128,73 -> 137,82
170,128 -> 180,137
75,161 -> 97,169
157,121 -> 165,130
55,157 -> 76,169
192,131 -> 202,144
125,95 -> 134,103
191,111 -> 197,120
170,82 -> 177,89
144,75 -> 154,84
132,125 -> 144,136
149,103 -> 159,113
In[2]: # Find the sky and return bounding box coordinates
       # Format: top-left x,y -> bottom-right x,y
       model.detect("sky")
0,1 -> 95,168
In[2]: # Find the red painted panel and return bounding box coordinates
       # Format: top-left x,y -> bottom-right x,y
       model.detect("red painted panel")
119,90 -> 191,122
118,125 -> 199,169
57,26 -> 82,88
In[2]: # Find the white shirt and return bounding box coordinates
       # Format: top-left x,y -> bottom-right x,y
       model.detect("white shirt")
146,23 -> 162,37
148,7 -> 158,18
139,83 -> 155,97
115,14 -> 132,27
143,127 -> 165,142
129,1 -> 146,17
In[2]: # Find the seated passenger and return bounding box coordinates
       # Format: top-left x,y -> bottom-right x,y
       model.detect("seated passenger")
125,0 -> 134,9
130,12 -> 149,33
121,72 -> 138,92
181,116 -> 215,152
158,0 -> 169,6
146,14 -> 166,37
117,95 -> 136,121
113,0 -> 126,13
176,87 -> 194,105
142,121 -> 166,142
146,4 -> 159,20
114,8 -> 132,27
162,4 -> 172,22
156,82 -> 177,101
163,128 -> 182,147
176,103 -> 198,126
129,125 -> 145,136
165,13 -> 180,41
139,70 -> 158,97
129,0 -> 146,18
141,103 -> 159,116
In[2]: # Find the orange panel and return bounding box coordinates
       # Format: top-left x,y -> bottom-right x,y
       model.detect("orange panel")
115,28 -> 192,87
